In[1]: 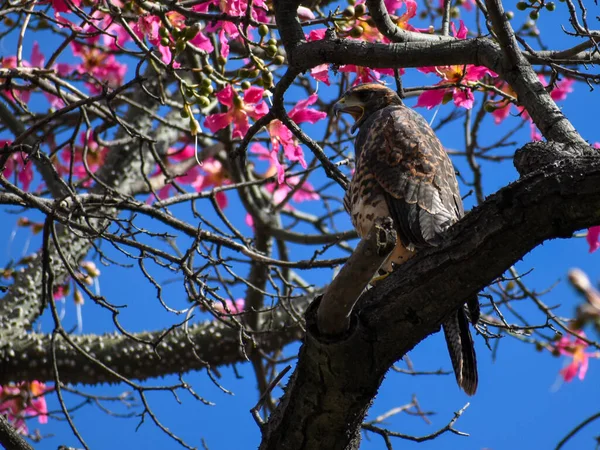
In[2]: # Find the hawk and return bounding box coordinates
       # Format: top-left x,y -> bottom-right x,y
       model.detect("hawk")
334,83 -> 478,396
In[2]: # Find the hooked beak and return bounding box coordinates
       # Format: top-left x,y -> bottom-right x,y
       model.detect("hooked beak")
333,98 -> 346,117
333,97 -> 364,119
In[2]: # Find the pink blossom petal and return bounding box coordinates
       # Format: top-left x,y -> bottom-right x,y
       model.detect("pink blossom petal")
283,143 -> 307,169
451,20 -> 468,39
289,94 -> 327,124
384,0 -> 405,14
560,361 -> 579,382
587,226 -> 600,253
415,89 -> 446,109
204,113 -> 231,133
216,85 -> 234,107
219,29 -> 230,58
190,31 -> 215,53
297,6 -> 315,19
31,42 -> 45,67
215,191 -> 228,209
453,88 -> 474,109
530,122 -> 542,142
404,0 -> 418,19
578,354 -> 590,380
55,63 -> 72,76
310,64 -> 330,85
232,113 -> 250,139
245,213 -> 254,228
250,101 -> 269,119
492,104 -> 511,124
550,78 -> 574,102
466,65 -> 496,80
243,86 -> 265,104
307,28 -> 326,41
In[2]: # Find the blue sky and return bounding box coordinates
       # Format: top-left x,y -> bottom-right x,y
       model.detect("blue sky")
1,1 -> 600,449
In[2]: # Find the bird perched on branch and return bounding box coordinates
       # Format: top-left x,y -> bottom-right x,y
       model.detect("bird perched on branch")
333,83 -> 479,395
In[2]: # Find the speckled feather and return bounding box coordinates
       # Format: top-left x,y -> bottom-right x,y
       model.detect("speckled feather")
340,83 -> 478,395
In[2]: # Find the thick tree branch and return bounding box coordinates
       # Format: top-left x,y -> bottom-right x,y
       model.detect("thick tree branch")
0,294 -> 312,385
317,217 -> 395,336
0,414 -> 34,450
484,0 -> 586,146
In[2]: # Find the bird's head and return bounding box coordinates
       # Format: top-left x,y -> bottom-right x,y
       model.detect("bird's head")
333,83 -> 402,133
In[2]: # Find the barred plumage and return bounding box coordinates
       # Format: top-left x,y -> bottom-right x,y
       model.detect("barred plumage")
335,83 -> 478,395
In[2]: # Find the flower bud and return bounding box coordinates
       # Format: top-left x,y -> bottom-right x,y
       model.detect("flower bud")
184,24 -> 200,41
266,45 -> 278,57
74,289 -> 84,305
175,40 -> 186,53
484,101 -> 497,113
258,24 -> 269,37
198,96 -> 210,107
350,26 -> 363,38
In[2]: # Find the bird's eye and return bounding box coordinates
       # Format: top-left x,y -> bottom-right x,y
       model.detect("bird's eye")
356,91 -> 369,101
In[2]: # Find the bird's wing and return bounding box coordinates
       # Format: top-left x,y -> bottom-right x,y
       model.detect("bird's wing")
364,105 -> 463,248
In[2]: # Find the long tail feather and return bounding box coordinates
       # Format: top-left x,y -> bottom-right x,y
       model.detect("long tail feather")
443,309 -> 478,396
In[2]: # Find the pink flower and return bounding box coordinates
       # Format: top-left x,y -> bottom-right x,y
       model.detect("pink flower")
245,175 -> 320,227
262,94 -> 326,183
339,66 -> 397,86
53,284 -> 69,300
267,176 -> 320,205
71,40 -> 127,94
587,226 -> 600,253
133,15 -> 178,67
542,75 -> 575,102
1,140 -> 33,191
214,298 -> 245,314
310,64 -> 331,85
191,158 -> 230,208
492,77 -> 574,141
30,42 -> 66,109
58,133 -> 108,185
151,151 -> 230,206
44,0 -> 82,14
0,381 -> 49,434
439,0 -> 476,10
416,21 -> 496,110
554,332 -> 599,382
204,85 -> 268,139
306,29 -> 326,41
